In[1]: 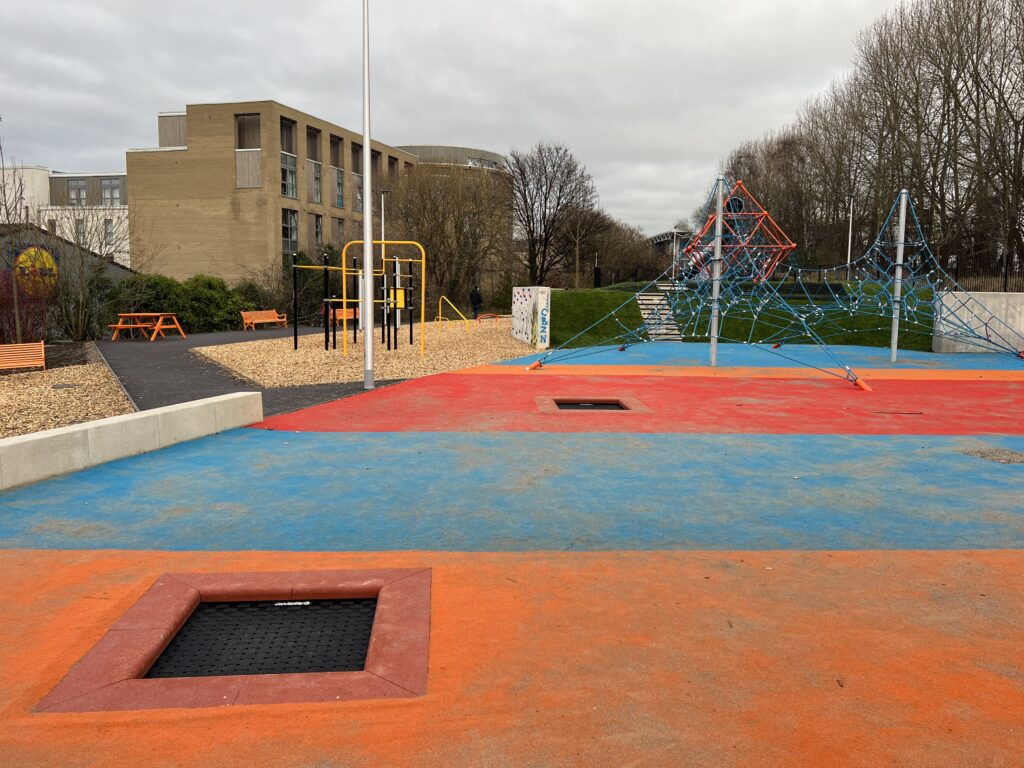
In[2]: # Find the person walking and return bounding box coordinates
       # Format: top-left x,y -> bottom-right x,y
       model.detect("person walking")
470,285 -> 483,319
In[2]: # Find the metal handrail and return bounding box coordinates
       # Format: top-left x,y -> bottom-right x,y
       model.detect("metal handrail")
436,296 -> 470,330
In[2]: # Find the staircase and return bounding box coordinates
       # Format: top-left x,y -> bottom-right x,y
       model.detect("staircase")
635,288 -> 682,342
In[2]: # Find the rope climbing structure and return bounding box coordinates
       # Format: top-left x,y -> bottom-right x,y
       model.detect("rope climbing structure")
534,177 -> 1024,385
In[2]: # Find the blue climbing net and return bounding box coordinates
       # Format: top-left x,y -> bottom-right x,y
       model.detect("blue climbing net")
540,181 -> 1024,380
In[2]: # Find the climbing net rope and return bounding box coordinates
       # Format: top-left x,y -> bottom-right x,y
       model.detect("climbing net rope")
539,179 -> 1024,380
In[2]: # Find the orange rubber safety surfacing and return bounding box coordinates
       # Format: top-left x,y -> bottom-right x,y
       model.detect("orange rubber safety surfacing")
36,568 -> 431,713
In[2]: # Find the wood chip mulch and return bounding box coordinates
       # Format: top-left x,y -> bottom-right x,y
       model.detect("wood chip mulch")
191,317 -> 533,388
0,347 -> 135,439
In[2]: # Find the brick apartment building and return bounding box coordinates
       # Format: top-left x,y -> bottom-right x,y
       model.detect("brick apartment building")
126,101 -> 416,283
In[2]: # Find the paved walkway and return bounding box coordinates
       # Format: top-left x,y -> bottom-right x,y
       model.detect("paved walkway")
96,327 -> 397,416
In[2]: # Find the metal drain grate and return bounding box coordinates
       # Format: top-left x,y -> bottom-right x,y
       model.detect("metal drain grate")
145,598 -> 377,678
555,400 -> 626,410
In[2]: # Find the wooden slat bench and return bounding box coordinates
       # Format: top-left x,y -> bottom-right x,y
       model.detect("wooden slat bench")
241,309 -> 288,331
0,341 -> 46,374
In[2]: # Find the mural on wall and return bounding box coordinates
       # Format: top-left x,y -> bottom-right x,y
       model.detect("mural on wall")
14,246 -> 59,298
511,286 -> 551,350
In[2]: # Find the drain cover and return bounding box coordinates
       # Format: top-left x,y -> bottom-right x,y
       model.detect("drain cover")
555,400 -> 626,410
146,598 -> 377,678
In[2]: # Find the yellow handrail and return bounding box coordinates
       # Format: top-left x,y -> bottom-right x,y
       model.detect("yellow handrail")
436,296 -> 470,331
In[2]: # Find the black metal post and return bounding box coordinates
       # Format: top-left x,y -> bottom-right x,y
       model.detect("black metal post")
292,253 -> 298,351
352,255 -> 359,345
380,274 -> 386,346
322,252 -> 330,351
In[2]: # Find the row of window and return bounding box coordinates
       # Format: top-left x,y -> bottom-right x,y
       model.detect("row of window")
282,209 -> 347,254
46,217 -> 118,245
65,178 -> 124,207
280,154 -> 363,212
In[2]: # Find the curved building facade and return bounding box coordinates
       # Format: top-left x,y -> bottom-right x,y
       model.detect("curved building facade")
396,145 -> 505,170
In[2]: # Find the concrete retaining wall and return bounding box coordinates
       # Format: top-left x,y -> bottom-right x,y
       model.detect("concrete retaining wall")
933,291 -> 1024,353
0,392 -> 262,491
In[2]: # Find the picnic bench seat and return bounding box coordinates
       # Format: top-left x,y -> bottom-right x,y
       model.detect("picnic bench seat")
0,341 -> 46,374
241,309 -> 288,331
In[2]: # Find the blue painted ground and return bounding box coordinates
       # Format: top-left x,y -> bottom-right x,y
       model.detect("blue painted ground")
1,429 -> 1021,551
506,342 -> 1024,370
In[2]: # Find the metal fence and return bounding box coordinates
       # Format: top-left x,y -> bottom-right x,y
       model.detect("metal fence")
938,254 -> 1024,293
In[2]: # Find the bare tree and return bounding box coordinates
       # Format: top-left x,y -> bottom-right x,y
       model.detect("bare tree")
0,129 -> 31,342
389,163 -> 512,309
716,0 -> 1024,286
557,205 -> 610,288
507,143 -> 597,285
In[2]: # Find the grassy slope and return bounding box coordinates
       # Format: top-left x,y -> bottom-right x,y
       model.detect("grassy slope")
551,288 -> 935,351
550,290 -> 643,348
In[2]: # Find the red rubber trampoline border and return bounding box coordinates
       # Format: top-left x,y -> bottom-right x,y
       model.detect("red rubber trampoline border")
36,568 -> 431,713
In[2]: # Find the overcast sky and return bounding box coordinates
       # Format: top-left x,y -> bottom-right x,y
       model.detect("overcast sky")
0,0 -> 895,234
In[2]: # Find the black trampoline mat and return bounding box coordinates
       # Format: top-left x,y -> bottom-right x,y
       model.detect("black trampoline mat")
145,598 -> 378,678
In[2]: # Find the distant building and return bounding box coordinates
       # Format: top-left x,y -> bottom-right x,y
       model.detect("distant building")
396,145 -> 505,171
126,101 -> 417,283
0,165 -> 130,267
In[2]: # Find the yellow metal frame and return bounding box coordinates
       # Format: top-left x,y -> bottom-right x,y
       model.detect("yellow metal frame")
435,296 -> 470,331
339,240 -> 427,357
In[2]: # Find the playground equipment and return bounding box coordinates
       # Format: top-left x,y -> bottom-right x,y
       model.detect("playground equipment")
290,240 -> 426,356
435,296 -> 470,330
532,177 -> 1024,384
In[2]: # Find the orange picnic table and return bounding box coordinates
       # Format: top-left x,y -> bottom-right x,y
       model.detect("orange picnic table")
109,313 -> 187,342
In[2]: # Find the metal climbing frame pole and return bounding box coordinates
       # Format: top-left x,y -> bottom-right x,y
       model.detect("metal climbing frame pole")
292,254 -> 298,351
710,175 -> 725,367
889,189 -> 908,363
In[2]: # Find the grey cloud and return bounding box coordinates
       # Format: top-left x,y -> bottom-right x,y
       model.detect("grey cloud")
0,0 -> 893,233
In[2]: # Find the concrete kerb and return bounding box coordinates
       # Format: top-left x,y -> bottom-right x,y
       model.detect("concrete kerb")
0,392 -> 262,491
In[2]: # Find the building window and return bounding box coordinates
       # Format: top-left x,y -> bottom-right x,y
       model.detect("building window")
236,114 -> 261,149
101,178 -> 121,207
282,209 -> 298,253
74,218 -> 85,243
68,179 -> 87,206
47,219 -> 56,234
333,217 -> 344,244
312,161 -> 322,204
313,214 -> 323,247
280,117 -> 297,198
388,156 -> 399,179
280,118 -> 296,154
353,173 -> 364,213
104,218 -> 114,245
281,153 -> 297,198
334,167 -> 344,208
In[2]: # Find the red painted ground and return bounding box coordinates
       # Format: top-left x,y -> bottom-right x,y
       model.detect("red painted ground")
5,550 -> 1024,767
258,372 -> 1024,435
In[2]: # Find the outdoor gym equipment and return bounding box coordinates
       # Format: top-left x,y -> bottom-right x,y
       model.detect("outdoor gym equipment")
290,240 -> 426,356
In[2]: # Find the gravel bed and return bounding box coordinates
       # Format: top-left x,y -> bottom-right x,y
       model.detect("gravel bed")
0,352 -> 135,439
192,318 -> 532,387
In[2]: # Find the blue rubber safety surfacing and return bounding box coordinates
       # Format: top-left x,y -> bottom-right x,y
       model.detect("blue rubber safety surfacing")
1,429 -> 1021,552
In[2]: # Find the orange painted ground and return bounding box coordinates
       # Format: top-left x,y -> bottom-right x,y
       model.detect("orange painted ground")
4,550 -> 1023,767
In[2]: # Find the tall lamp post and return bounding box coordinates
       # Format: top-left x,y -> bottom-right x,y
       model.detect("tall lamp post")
845,192 -> 854,282
360,0 -> 374,390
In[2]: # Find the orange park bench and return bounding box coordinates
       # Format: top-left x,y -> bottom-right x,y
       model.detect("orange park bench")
0,341 -> 46,374
241,309 -> 288,331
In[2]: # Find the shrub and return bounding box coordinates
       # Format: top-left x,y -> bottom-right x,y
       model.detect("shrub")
178,275 -> 254,333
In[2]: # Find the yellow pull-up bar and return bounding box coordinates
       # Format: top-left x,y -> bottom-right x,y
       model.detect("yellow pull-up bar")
339,240 -> 427,357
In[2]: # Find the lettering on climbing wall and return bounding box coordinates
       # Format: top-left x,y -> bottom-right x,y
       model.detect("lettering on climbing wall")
512,286 -> 551,350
